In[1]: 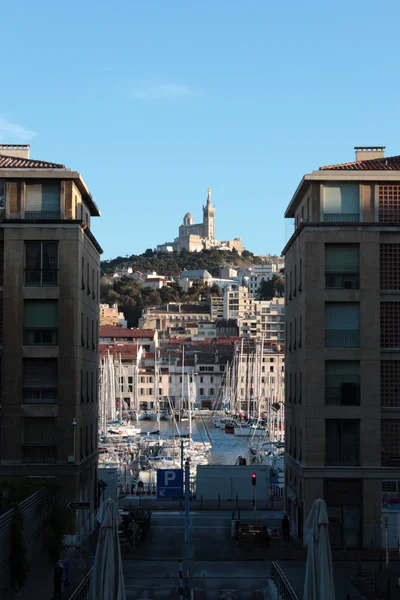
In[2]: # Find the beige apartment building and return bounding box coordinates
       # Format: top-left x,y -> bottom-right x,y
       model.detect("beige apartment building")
284,145 -> 400,549
0,144 -> 101,537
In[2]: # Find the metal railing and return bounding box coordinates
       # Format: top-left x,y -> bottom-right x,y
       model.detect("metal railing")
270,561 -> 299,600
325,272 -> 360,289
21,445 -> 57,464
323,212 -> 360,223
23,388 -> 57,404
24,210 -> 61,220
68,568 -> 92,600
326,444 -> 360,466
24,268 -> 58,286
325,375 -> 360,406
23,327 -> 58,345
325,329 -> 360,348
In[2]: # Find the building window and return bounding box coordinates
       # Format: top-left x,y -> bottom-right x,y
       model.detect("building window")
289,321 -> 292,351
381,303 -> 400,348
322,184 -> 359,222
92,268 -> 95,299
21,417 -> 57,464
86,371 -> 90,402
23,358 -> 57,405
325,420 -> 360,466
91,423 -> 94,453
298,315 -> 302,348
209,388 -> 215,396
381,420 -> 400,466
325,303 -> 360,348
25,181 -> 60,219
379,185 -> 400,222
23,300 -> 58,345
325,244 -> 359,289
81,256 -> 85,289
289,372 -> 292,403
91,372 -> 94,402
299,258 -> 302,292
289,271 -> 292,301
81,313 -> 84,346
81,370 -> 84,403
325,361 -> 360,406
299,372 -> 302,403
381,361 -> 400,407
199,388 -> 204,395
293,373 -> 297,403
87,263 -> 90,295
380,244 -> 400,290
86,317 -> 89,349
293,318 -> 297,350
25,241 -> 58,286
294,265 -> 297,297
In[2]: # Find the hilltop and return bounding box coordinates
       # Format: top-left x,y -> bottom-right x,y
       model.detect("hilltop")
101,248 -> 281,277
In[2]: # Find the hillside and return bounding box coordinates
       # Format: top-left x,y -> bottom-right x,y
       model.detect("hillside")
101,248 -> 279,277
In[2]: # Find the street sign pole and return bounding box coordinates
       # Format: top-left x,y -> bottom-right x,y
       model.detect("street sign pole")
184,459 -> 190,543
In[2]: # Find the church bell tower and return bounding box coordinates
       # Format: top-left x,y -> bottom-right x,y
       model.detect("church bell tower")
203,187 -> 215,240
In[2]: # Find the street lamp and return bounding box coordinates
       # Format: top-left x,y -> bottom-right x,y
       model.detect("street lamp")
271,401 -> 286,412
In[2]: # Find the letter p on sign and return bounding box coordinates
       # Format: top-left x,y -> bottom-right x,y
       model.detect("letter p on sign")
165,471 -> 176,486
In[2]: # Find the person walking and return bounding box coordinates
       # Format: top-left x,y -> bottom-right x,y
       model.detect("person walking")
281,514 -> 290,544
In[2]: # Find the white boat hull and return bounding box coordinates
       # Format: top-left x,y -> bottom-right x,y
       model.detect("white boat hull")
234,428 -> 266,437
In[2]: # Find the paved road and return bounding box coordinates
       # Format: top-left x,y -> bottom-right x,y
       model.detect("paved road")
121,511 -> 365,599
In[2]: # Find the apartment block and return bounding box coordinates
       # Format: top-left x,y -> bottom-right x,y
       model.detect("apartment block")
0,144 -> 101,537
284,145 -> 400,549
238,298 -> 285,344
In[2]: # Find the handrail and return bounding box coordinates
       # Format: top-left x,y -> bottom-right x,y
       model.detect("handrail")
270,561 -> 299,600
68,567 -> 93,600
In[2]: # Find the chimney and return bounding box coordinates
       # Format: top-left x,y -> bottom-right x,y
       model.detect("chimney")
354,146 -> 385,162
0,144 -> 30,159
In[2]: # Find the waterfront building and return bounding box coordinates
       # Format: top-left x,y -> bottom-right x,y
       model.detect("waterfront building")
139,303 -> 211,332
157,188 -> 244,253
0,143 -> 101,537
283,145 -> 400,548
99,325 -> 157,352
238,298 -> 285,344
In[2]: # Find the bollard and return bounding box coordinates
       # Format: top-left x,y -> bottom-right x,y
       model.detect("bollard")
218,494 -> 220,508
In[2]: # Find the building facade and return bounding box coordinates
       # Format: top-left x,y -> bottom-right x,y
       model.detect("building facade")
284,145 -> 400,548
0,144 -> 101,537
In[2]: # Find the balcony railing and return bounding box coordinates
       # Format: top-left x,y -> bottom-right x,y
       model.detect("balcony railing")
323,213 -> 360,223
25,269 -> 58,287
68,568 -> 93,600
23,328 -> 58,346
326,444 -> 360,466
24,211 -> 61,220
23,388 -> 57,404
325,329 -> 360,348
21,445 -> 57,464
270,562 -> 299,600
325,272 -> 360,289
325,376 -> 360,406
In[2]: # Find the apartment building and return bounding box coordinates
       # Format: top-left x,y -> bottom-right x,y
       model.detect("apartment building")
238,298 -> 285,344
224,285 -> 255,320
0,144 -> 101,536
246,263 -> 275,297
99,303 -> 127,327
139,303 -> 211,331
284,145 -> 400,549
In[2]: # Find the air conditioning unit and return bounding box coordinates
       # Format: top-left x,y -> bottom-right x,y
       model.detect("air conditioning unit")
341,382 -> 357,405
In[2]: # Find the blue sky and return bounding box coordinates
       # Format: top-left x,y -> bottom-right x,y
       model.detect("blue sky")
1,0 -> 400,259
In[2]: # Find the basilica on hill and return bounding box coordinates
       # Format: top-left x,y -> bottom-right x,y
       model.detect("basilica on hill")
157,188 -> 244,253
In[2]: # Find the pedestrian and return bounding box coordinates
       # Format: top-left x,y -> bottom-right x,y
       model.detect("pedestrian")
281,514 -> 290,544
53,560 -> 65,598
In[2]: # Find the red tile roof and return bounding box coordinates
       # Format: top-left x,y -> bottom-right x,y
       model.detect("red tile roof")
100,325 -> 155,339
100,343 -> 139,359
0,154 -> 65,169
320,155 -> 400,171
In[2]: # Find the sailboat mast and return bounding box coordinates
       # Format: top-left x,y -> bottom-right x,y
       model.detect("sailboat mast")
135,340 -> 139,417
188,373 -> 192,442
181,345 -> 185,412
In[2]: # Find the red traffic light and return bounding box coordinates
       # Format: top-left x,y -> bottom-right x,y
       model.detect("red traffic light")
251,473 -> 257,486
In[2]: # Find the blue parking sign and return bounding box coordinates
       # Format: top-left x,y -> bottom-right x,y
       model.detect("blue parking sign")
157,469 -> 184,500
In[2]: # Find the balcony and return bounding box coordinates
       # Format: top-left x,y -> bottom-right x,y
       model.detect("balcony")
325,273 -> 360,289
25,269 -> 58,287
325,329 -> 360,348
23,388 -> 57,405
21,445 -> 57,464
325,376 -> 360,406
24,211 -> 61,220
326,444 -> 360,466
23,328 -> 58,346
323,213 -> 360,223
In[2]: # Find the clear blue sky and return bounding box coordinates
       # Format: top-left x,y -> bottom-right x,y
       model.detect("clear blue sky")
1,0 -> 399,259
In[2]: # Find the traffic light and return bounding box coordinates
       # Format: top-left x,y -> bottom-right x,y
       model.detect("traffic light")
252,473 -> 257,486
